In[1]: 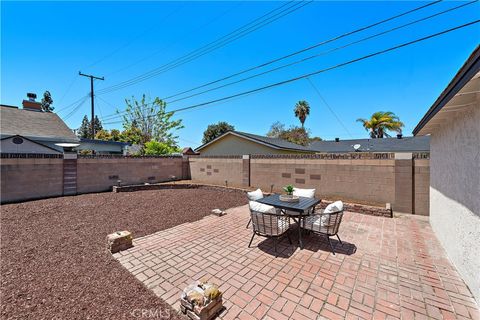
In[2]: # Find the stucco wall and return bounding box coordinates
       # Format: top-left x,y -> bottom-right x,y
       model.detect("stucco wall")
0,137 -> 60,154
429,103 -> 480,302
198,134 -> 308,156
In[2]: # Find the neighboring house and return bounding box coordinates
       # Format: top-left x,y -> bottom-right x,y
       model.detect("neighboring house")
413,46 -> 479,302
309,135 -> 429,153
77,139 -> 129,155
182,147 -> 199,155
0,97 -> 79,154
194,130 -> 429,156
195,131 -> 315,156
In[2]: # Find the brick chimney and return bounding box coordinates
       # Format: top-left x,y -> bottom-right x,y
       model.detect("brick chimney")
22,93 -> 42,111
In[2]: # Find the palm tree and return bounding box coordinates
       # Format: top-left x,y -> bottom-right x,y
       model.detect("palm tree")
356,111 -> 404,138
294,100 -> 310,128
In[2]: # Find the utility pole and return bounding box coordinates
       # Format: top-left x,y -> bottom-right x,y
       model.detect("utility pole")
79,72 -> 104,138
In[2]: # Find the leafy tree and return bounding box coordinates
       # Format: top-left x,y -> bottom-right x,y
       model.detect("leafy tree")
119,126 -> 144,145
279,126 -> 311,146
144,140 -> 180,155
266,122 -> 321,145
93,115 -> 103,133
78,115 -> 104,139
41,91 -> 54,112
266,121 -> 286,138
94,130 -> 112,141
357,111 -> 404,138
121,95 -> 183,147
202,121 -> 234,144
78,115 -> 91,138
294,100 -> 310,128
110,129 -> 121,141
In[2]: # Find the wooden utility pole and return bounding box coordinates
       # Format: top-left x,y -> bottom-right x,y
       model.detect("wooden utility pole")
79,72 -> 104,138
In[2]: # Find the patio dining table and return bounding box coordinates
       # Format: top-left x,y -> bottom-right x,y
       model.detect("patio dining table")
257,194 -> 321,249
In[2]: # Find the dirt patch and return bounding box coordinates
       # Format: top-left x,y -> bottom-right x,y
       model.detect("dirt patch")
1,187 -> 246,319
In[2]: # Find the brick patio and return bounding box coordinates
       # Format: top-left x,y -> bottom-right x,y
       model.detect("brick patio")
113,205 -> 479,320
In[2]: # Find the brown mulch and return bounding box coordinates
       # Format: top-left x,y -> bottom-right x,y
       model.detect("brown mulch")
0,187 -> 246,320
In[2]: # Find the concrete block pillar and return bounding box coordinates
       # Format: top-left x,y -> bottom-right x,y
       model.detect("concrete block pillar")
394,152 -> 413,214
182,155 -> 191,180
63,151 -> 77,196
242,155 -> 250,187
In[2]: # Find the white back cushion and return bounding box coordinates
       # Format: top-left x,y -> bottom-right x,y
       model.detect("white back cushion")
293,188 -> 315,198
249,201 -> 276,214
324,201 -> 344,213
247,188 -> 264,201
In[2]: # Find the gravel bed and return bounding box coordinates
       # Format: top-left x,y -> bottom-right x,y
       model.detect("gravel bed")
1,187 -> 246,319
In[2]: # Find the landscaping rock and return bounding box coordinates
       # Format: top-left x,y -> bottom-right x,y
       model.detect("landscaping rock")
107,231 -> 133,253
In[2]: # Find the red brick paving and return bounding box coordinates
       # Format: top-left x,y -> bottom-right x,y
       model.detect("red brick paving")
113,205 -> 479,319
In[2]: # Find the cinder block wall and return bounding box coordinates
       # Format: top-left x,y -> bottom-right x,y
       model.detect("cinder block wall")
76,156 -> 184,194
0,155 -> 184,203
250,157 -> 395,205
189,156 -> 244,187
413,159 -> 430,216
189,153 -> 430,214
1,157 -> 64,203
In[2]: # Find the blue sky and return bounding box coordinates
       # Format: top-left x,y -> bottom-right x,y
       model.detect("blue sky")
2,1 -> 479,147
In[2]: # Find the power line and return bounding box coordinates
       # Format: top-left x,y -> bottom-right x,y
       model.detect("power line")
159,0 -> 443,102
96,1 -> 311,95
163,0 -> 475,105
83,3 -> 185,70
100,0 -> 462,122
56,94 -> 90,113
63,96 -> 89,121
101,21 -> 479,123
306,77 -> 354,138
164,20 -> 479,114
105,2 -> 243,77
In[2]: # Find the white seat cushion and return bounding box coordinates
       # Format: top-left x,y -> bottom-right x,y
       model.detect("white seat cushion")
247,188 -> 264,201
293,188 -> 315,198
249,200 -> 276,214
324,201 -> 343,213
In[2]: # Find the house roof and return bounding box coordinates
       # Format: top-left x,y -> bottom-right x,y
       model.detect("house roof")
79,138 -> 129,146
195,131 -> 314,153
413,45 -> 480,135
0,105 -> 79,143
195,130 -> 429,154
309,136 -> 430,153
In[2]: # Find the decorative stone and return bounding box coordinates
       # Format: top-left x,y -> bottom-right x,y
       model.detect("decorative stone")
211,209 -> 225,216
107,231 -> 133,253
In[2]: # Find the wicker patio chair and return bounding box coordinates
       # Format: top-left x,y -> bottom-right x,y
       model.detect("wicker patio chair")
285,188 -> 317,216
301,201 -> 344,255
248,201 -> 292,257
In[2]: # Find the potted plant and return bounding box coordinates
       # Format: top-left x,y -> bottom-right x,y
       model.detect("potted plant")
280,185 -> 299,202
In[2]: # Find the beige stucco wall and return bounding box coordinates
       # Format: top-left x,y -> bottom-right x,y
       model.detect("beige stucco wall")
429,102 -> 480,302
198,134 -> 308,156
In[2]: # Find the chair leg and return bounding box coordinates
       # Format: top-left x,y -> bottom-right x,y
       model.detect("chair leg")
286,231 -> 292,245
273,237 -> 277,257
248,233 -> 255,248
336,234 -> 343,245
246,218 -> 251,229
327,236 -> 336,255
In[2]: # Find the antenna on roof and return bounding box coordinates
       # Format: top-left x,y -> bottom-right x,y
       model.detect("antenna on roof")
353,144 -> 361,151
